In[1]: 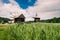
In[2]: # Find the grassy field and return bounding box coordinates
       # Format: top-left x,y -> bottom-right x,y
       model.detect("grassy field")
0,23 -> 60,40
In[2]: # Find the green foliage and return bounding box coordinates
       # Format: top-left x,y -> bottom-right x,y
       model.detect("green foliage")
0,17 -> 10,23
41,17 -> 60,23
0,23 -> 60,40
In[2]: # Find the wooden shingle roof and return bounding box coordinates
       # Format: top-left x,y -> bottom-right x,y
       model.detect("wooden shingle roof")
16,14 -> 25,18
33,13 -> 40,18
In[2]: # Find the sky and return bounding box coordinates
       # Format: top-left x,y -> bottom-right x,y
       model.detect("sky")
0,0 -> 60,21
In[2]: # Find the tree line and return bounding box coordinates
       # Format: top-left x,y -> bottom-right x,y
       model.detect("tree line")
0,17 -> 60,23
0,17 -> 10,23
41,17 -> 60,23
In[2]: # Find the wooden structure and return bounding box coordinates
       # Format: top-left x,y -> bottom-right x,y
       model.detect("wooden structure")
33,13 -> 40,22
14,14 -> 25,23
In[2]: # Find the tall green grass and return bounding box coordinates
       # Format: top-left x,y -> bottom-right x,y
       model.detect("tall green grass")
0,23 -> 60,40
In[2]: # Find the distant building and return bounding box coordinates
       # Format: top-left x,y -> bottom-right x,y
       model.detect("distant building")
14,14 -> 25,23
33,13 -> 40,22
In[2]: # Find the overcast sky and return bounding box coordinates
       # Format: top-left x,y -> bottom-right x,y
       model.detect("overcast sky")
0,0 -> 60,21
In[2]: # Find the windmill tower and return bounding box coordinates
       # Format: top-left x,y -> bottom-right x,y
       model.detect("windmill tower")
33,13 -> 40,22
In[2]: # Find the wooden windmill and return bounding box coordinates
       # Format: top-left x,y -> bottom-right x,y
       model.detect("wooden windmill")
10,12 -> 25,23
14,14 -> 25,23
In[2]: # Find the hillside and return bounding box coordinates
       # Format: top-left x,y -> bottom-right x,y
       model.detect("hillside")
41,17 -> 60,23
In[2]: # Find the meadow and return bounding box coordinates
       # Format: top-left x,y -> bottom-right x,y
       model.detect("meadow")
0,23 -> 60,40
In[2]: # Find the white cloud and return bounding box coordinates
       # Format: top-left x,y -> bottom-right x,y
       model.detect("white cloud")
0,0 -> 35,21
0,0 -> 60,21
26,0 -> 60,20
0,3 -> 25,18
